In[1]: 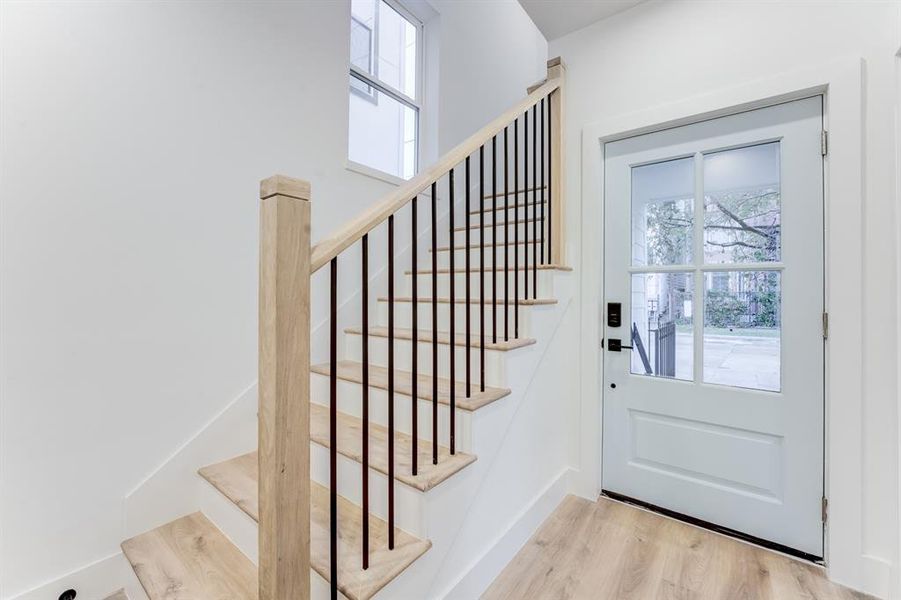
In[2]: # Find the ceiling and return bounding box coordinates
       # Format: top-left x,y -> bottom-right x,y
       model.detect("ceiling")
518,0 -> 645,41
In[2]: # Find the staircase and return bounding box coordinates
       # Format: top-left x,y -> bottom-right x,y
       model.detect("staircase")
120,58 -> 568,600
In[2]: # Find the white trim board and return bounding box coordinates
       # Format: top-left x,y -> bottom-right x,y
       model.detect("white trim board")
574,57 -> 888,597
894,39 -> 901,600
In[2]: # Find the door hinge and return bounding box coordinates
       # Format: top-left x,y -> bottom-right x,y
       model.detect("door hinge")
822,311 -> 829,340
821,130 -> 828,156
822,496 -> 828,522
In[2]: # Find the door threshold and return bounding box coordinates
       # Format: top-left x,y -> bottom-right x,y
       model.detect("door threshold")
600,489 -> 824,565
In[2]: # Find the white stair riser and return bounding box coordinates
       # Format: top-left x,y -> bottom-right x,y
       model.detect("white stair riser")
198,475 -> 259,563
455,221 -> 546,242
431,246 -> 551,269
378,299 -> 534,335
311,374 -> 473,451
475,189 -> 547,204
344,332 -> 509,387
310,443 -> 427,538
468,209 -> 548,228
404,269 -> 554,298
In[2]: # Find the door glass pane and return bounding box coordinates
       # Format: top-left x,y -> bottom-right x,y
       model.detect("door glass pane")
703,271 -> 781,391
704,142 -> 781,264
630,272 -> 693,381
631,157 -> 694,266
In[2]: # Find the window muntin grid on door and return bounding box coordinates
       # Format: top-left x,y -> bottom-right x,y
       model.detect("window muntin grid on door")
629,142 -> 783,391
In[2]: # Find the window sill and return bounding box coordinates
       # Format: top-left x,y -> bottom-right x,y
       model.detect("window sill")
346,160 -> 408,187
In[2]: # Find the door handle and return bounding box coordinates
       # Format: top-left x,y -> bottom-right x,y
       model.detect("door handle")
607,338 -> 633,352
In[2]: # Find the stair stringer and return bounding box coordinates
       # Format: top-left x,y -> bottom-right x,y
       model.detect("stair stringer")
361,271 -> 575,599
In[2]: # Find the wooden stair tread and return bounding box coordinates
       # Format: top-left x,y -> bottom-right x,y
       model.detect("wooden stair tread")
312,359 -> 510,411
345,325 -> 536,351
102,590 -> 128,600
379,295 -> 557,306
433,239 -> 543,251
199,453 -> 431,600
310,403 -> 476,491
405,264 -> 571,274
121,512 -> 257,600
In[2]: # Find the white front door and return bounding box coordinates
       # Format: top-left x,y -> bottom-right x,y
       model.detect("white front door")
602,97 -> 825,557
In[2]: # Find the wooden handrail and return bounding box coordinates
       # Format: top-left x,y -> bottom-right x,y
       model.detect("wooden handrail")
310,74 -> 562,274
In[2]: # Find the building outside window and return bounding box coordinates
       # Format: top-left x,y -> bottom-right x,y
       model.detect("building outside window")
348,0 -> 420,180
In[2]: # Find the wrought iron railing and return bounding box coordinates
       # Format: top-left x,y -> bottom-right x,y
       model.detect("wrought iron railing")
256,57 -> 565,600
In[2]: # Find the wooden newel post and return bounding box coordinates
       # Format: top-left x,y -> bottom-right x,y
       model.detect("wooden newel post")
258,174 -> 311,600
546,57 -> 566,266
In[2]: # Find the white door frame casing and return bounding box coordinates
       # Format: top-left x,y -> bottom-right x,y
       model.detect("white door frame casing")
575,57 -> 882,594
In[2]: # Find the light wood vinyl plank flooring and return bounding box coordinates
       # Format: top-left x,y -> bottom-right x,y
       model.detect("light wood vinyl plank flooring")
483,495 -> 875,600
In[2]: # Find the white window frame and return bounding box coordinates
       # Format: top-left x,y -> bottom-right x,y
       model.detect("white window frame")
347,0 -> 423,182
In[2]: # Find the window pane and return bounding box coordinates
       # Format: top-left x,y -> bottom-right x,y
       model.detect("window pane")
350,18 -> 373,74
631,272 -> 694,381
348,74 -> 417,180
377,1 -> 417,98
350,0 -> 375,75
631,158 -> 694,266
703,271 -> 781,391
704,143 -> 781,264
351,0 -> 417,98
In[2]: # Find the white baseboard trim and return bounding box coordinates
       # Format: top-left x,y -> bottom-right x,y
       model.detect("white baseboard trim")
8,552 -> 146,600
437,467 -> 572,599
860,553 -> 893,600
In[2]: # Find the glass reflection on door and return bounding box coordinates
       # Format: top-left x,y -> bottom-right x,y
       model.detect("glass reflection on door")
630,272 -> 693,381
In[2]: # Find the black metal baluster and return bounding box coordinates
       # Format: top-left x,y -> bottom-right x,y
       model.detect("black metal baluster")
491,135 -> 497,345
541,97 -> 546,266
448,169 -> 455,455
387,215 -> 395,550
361,235 -> 369,570
329,257 -> 338,600
524,111 -> 529,301
548,93 -> 553,264
532,105 -> 538,299
411,198 -> 418,476
504,126 -> 509,342
431,181 -> 438,465
479,146 -> 486,393
465,157 -> 471,398
514,118 -> 520,339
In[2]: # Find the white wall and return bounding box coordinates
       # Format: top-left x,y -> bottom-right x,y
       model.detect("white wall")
0,0 -> 546,597
550,1 -> 899,597
430,0 -> 547,155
